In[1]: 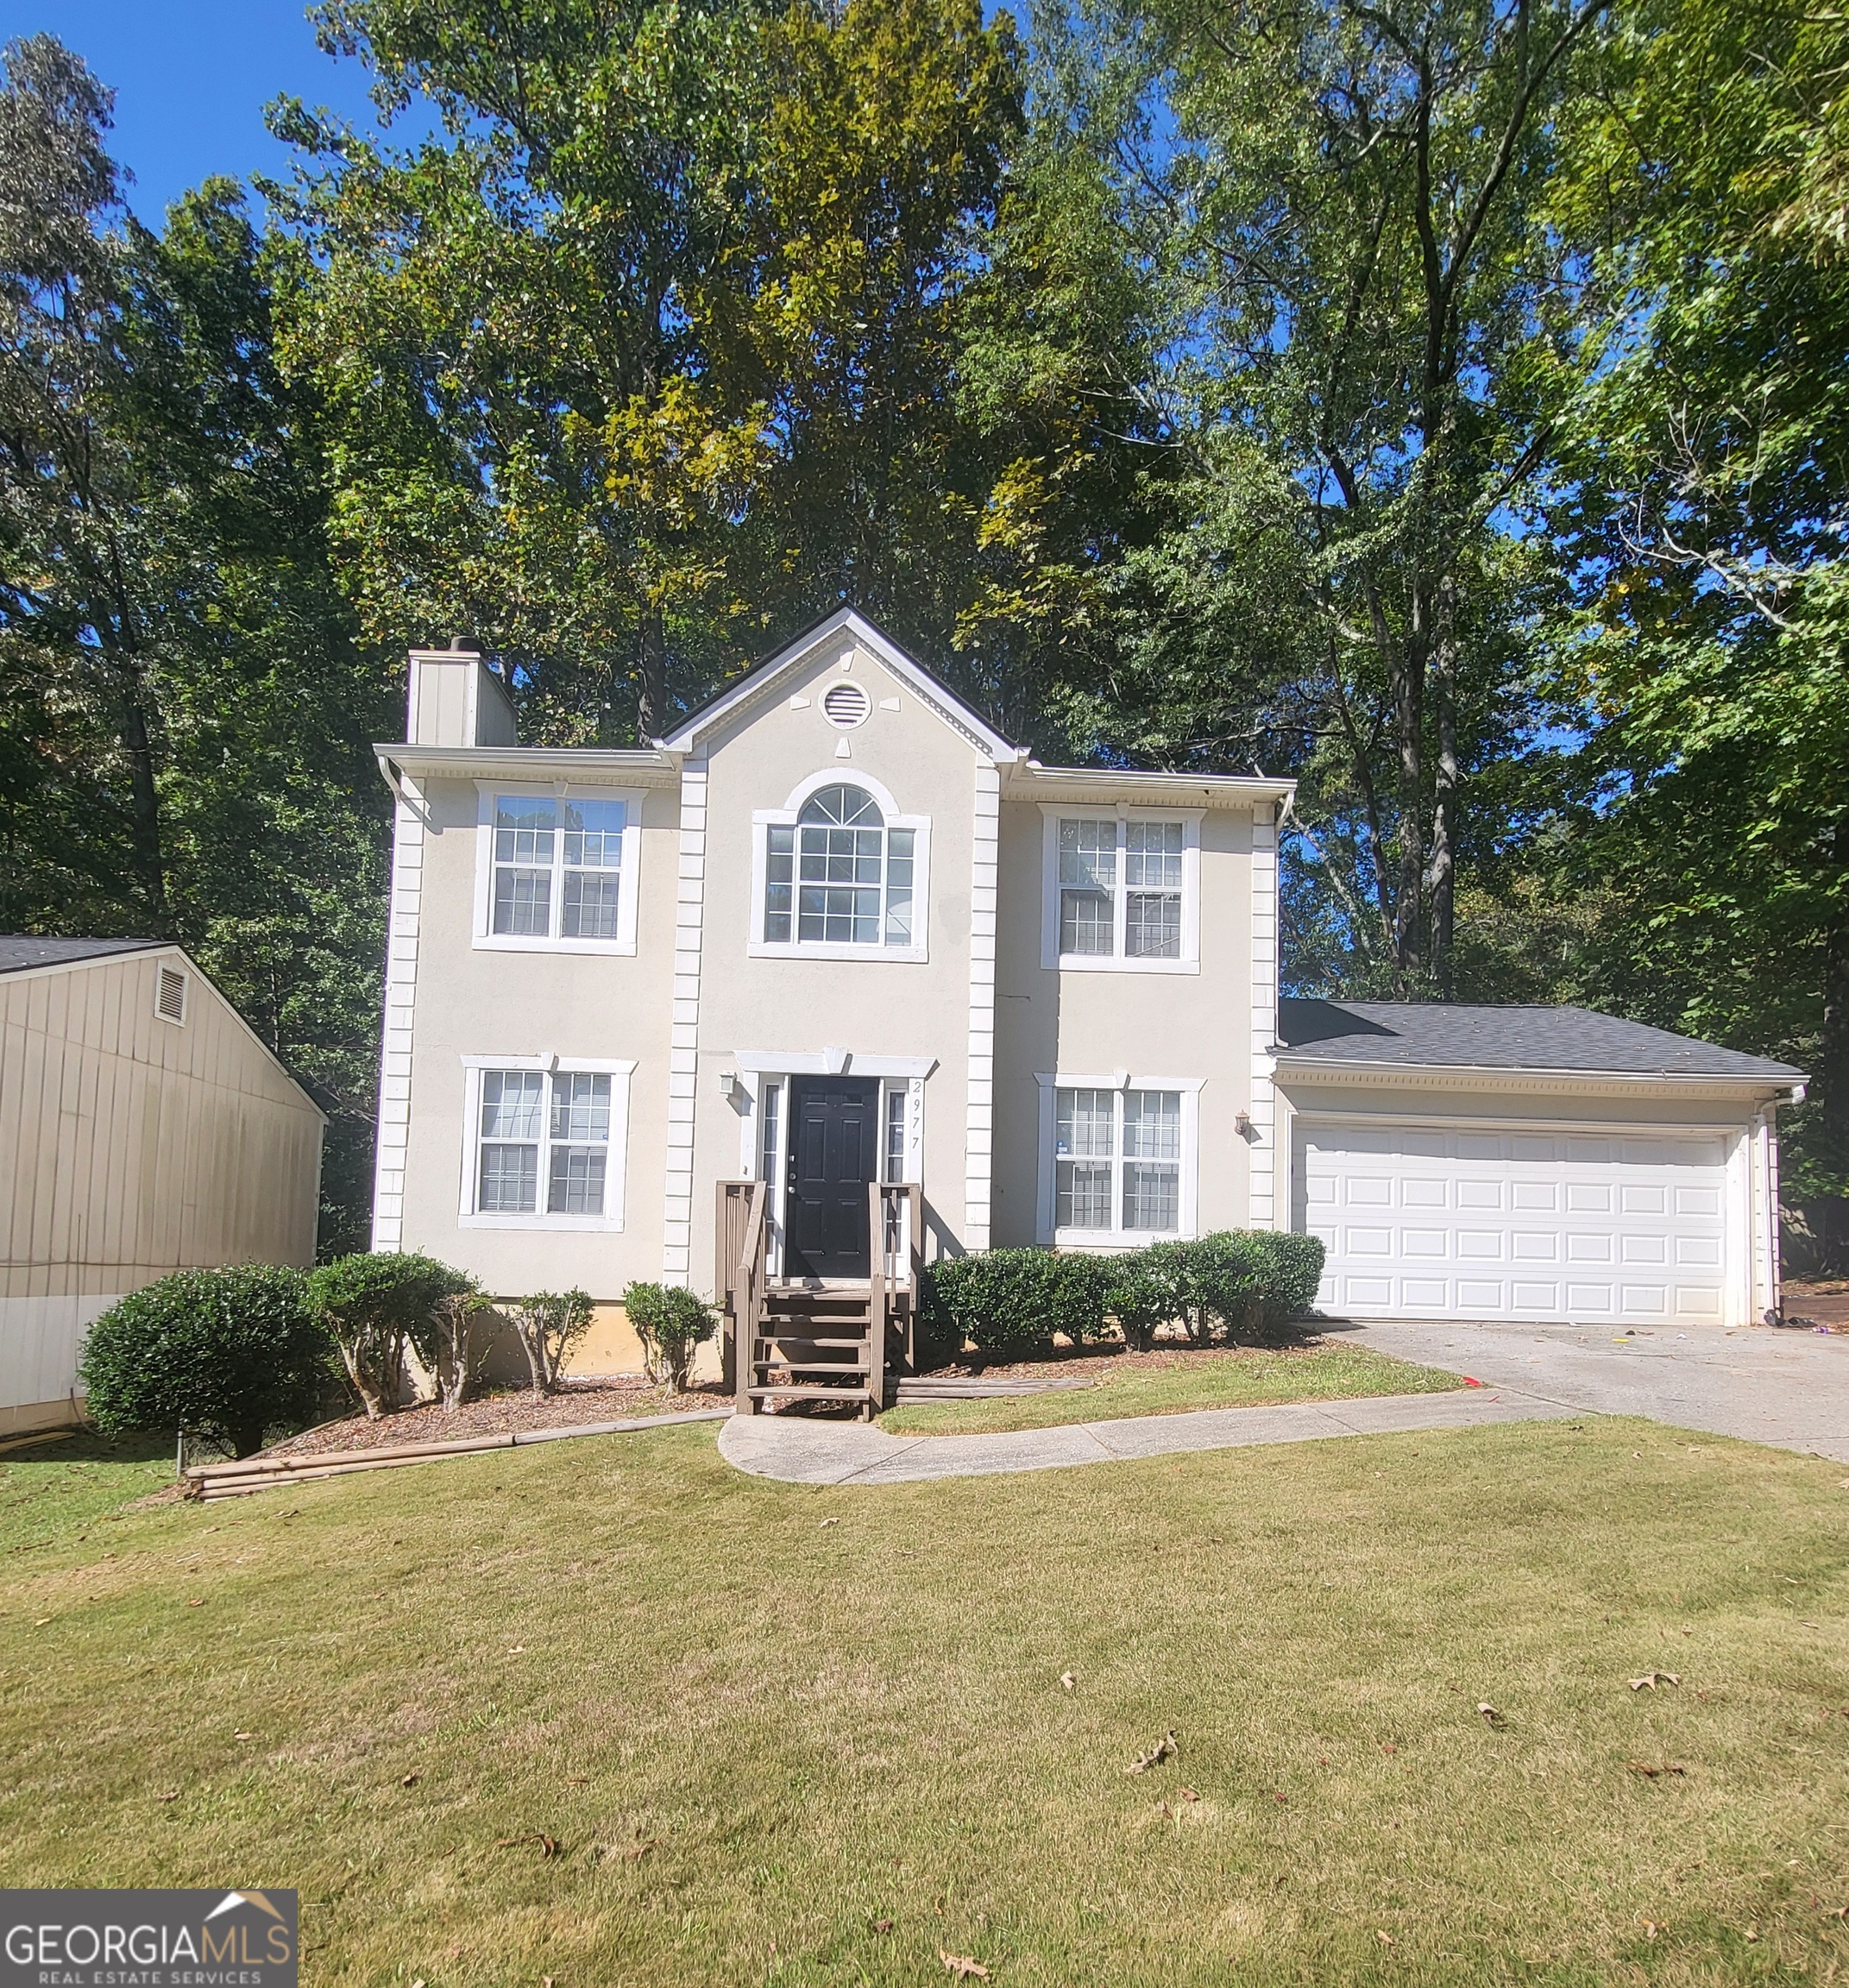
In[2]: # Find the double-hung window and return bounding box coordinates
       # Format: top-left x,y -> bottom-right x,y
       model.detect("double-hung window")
754,778 -> 929,959
475,786 -> 642,952
1041,809 -> 1200,971
462,1059 -> 633,1229
1039,1078 -> 1200,1242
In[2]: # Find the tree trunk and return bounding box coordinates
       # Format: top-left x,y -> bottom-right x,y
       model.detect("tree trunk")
1429,568 -> 1460,994
1817,816 -> 1849,1178
118,657 -> 169,934
1393,598 -> 1428,982
637,602 -> 667,743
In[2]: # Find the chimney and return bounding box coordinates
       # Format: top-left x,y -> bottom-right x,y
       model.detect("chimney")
405,639 -> 518,748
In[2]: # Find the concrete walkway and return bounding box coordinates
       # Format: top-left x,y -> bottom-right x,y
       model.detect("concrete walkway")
717,1384 -> 1572,1486
1341,1318 -> 1849,1463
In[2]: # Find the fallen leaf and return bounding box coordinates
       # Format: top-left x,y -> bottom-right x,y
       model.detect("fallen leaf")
154,1791 -> 179,1802
820,1518 -> 839,1528
1377,1931 -> 1393,1946
1745,1927 -> 1759,1942
506,1645 -> 527,1655
1273,1791 -> 1286,1803
1477,1702 -> 1506,1728
565,1774 -> 588,1785
1628,1761 -> 1687,1777
187,1600 -> 203,1608
1179,1788 -> 1200,1802
495,1833 -> 558,1859
1630,1672 -> 1681,1690
1642,1921 -> 1663,1941
401,1772 -> 420,1788
234,1730 -> 255,1742
623,1838 -> 658,1863
31,1618 -> 49,1628
874,1918 -> 893,1934
1126,1730 -> 1178,1775
1382,1743 -> 1398,1756
940,1952 -> 990,1979
1059,1671 -> 1076,1691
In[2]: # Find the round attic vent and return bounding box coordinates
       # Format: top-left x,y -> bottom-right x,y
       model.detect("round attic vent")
821,680 -> 871,729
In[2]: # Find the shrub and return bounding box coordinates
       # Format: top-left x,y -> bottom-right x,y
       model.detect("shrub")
506,1287 -> 594,1396
430,1288 -> 497,1409
921,1249 -> 1113,1358
78,1266 -> 328,1457
623,1283 -> 718,1392
308,1252 -> 476,1419
1107,1231 -> 1328,1347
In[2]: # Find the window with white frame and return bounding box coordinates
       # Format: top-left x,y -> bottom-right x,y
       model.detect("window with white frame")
754,777 -> 929,958
1040,1078 -> 1199,1242
462,1060 -> 632,1227
475,787 -> 642,952
1041,809 -> 1199,971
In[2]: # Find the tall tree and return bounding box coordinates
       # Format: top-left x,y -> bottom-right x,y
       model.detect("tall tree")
1043,0 -> 1610,991
0,35 -> 393,1251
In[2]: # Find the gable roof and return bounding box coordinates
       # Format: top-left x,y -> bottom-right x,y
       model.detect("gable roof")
1275,998 -> 1805,1084
653,607 -> 1024,762
0,934 -> 164,975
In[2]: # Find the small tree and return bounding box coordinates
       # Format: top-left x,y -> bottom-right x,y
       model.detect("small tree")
622,1282 -> 718,1392
308,1252 -> 475,1419
431,1288 -> 497,1409
78,1266 -> 328,1457
506,1288 -> 594,1397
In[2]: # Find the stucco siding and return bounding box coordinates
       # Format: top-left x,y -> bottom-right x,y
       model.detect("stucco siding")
990,800 -> 1260,1247
389,775 -> 680,1301
685,628 -> 980,1291
0,951 -> 324,1425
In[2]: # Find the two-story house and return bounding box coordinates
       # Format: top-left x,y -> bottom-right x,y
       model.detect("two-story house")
370,608 -> 1802,1404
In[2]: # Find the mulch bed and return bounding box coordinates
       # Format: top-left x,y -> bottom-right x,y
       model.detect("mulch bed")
261,1378 -> 727,1460
1781,1280 -> 1849,1329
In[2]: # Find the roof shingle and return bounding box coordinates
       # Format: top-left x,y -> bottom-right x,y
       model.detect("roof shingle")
0,935 -> 165,976
1274,999 -> 1804,1082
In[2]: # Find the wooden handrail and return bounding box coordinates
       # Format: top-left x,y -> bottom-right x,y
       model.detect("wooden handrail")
867,1179 -> 888,1419
715,1179 -> 769,1412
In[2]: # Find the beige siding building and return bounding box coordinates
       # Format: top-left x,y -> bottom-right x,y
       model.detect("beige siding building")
0,939 -> 324,1434
372,609 -> 1799,1401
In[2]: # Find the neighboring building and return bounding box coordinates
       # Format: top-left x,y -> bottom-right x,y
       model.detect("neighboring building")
0,937 -> 324,1435
369,609 -> 1802,1404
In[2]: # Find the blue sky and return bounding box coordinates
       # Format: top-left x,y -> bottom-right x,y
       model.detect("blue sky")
0,0 -> 415,222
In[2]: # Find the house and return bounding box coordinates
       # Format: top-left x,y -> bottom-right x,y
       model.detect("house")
369,608 -> 1801,1409
0,937 -> 325,1436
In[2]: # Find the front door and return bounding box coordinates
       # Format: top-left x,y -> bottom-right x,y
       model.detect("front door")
784,1076 -> 879,1280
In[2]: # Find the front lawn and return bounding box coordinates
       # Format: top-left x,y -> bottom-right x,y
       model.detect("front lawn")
879,1340 -> 1462,1435
2,1418 -> 1846,1985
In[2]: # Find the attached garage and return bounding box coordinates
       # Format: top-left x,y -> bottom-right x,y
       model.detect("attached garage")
1274,1002 -> 1803,1329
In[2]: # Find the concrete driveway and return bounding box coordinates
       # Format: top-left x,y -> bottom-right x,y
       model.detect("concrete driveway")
1337,1318 -> 1849,1463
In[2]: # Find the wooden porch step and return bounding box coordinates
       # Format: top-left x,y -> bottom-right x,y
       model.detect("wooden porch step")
748,1383 -> 875,1402
756,1334 -> 871,1349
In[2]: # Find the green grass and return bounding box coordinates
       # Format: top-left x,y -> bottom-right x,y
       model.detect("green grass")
878,1341 -> 1462,1435
0,1430 -> 176,1556
2,1418 -> 1846,1985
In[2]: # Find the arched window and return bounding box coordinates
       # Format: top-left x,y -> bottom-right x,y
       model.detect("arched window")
764,783 -> 915,947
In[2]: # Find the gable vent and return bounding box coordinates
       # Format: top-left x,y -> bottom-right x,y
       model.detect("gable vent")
821,681 -> 871,729
155,965 -> 188,1025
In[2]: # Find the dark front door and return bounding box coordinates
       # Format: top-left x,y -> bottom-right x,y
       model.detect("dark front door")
785,1076 -> 878,1280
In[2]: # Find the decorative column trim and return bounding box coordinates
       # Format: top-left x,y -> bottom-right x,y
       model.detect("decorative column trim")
662,757 -> 708,1285
371,780 -> 425,1252
1247,802 -> 1280,1230
965,760 -> 1001,1249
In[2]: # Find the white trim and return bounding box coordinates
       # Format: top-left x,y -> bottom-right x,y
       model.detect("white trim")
471,781 -> 645,955
747,771 -> 932,963
1248,802 -> 1279,1229
1275,1060 -> 1802,1102
377,745 -> 678,786
1037,804 -> 1203,974
1003,763 -> 1296,811
456,1056 -> 634,1232
966,762 -> 1001,1247
655,607 -> 1024,762
1034,1073 -> 1204,1247
662,757 -> 708,1284
733,1049 -> 939,1079
371,777 -> 427,1251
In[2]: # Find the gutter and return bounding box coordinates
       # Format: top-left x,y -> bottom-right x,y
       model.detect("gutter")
1272,1054 -> 1805,1100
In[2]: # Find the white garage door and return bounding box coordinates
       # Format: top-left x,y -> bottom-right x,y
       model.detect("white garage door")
1297,1122 -> 1732,1324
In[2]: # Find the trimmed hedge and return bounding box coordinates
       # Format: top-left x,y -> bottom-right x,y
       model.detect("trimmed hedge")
79,1265 -> 330,1457
918,1231 -> 1326,1363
